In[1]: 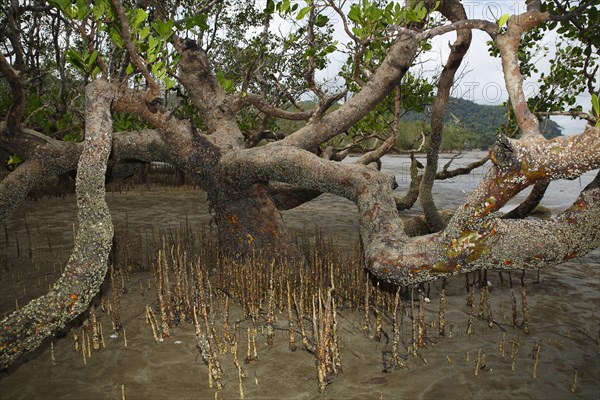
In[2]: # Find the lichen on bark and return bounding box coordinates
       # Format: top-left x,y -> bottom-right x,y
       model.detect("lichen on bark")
0,80 -> 115,370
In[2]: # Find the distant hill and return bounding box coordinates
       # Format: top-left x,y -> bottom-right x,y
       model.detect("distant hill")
403,97 -> 563,148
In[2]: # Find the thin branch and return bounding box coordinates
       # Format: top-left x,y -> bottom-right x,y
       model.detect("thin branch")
111,0 -> 160,98
420,0 -> 472,232
76,22 -> 108,79
387,19 -> 498,41
435,156 -> 489,180
310,90 -> 348,123
267,71 -> 306,111
395,154 -> 421,211
536,110 -> 597,124
355,133 -> 397,166
326,0 -> 367,45
549,0 -> 596,21
240,94 -> 314,121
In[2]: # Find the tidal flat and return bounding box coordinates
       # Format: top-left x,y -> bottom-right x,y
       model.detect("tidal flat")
1,164 -> 598,399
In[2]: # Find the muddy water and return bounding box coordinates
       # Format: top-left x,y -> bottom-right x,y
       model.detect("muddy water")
0,183 -> 599,400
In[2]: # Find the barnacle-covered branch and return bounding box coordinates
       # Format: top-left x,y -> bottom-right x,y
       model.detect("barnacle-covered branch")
0,80 -> 115,369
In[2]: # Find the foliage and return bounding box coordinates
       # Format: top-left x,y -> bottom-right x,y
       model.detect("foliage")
0,0 -> 592,149
592,94 -> 600,126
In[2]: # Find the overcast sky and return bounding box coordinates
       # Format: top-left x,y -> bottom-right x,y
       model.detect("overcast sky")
309,0 -> 592,135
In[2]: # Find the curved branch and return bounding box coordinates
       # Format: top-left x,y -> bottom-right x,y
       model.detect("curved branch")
111,129 -> 171,163
0,156 -> 74,224
387,19 -> 498,41
495,11 -> 549,137
280,34 -> 419,151
219,145 -> 408,257
268,183 -> 322,210
444,127 -> 599,234
111,85 -> 222,180
5,0 -> 26,72
420,0 -> 472,232
502,180 -> 550,219
221,123 -> 600,287
505,126 -> 600,181
0,80 -> 115,370
355,133 -> 397,166
369,172 -> 600,285
436,156 -> 489,180
536,110 -> 597,124
0,124 -> 81,223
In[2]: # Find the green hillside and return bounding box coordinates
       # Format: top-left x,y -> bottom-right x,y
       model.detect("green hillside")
403,97 -> 563,148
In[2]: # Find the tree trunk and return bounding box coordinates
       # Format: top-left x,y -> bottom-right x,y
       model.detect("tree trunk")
0,80 -> 114,370
209,182 -> 300,260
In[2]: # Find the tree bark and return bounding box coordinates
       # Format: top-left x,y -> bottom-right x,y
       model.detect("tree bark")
420,0 -> 471,232
0,125 -> 81,223
0,80 -> 115,370
502,180 -> 550,219
208,183 -> 301,260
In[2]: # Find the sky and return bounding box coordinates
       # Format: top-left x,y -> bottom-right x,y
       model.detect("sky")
307,0 -> 593,135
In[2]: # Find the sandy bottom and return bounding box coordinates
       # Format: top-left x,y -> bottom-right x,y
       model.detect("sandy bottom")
1,187 -> 599,400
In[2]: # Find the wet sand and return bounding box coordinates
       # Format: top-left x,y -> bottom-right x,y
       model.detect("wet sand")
1,186 -> 599,400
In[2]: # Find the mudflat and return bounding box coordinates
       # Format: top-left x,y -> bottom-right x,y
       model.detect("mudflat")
1,187 -> 598,400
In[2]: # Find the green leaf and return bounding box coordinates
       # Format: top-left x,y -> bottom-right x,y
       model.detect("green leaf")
592,93 -> 600,117
348,5 -> 361,22
92,1 -> 108,21
196,14 -> 209,30
296,6 -> 311,20
182,13 -> 209,30
315,14 -> 329,27
165,77 -> 176,90
139,26 -> 150,39
87,51 -> 99,67
76,0 -> 89,20
134,9 -> 149,27
109,26 -> 124,48
65,49 -> 86,72
279,0 -> 290,13
216,71 -> 234,93
498,13 -> 509,30
7,154 -> 24,166
89,65 -> 102,78
151,20 -> 173,40
265,0 -> 275,14
148,35 -> 158,50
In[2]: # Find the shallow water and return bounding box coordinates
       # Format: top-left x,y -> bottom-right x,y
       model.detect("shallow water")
0,160 -> 599,400
346,153 -> 598,214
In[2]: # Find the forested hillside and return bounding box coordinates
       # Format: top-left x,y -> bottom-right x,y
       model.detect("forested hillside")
404,97 -> 563,148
